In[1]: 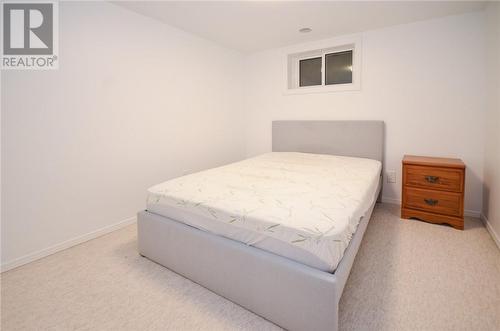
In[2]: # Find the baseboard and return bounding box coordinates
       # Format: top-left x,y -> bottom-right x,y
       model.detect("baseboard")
464,210 -> 481,218
381,196 -> 401,205
480,213 -> 500,250
381,196 -> 480,218
1,216 -> 137,273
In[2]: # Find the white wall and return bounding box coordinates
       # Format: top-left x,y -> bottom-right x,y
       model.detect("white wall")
243,12 -> 486,214
1,2 -> 245,269
483,2 -> 500,246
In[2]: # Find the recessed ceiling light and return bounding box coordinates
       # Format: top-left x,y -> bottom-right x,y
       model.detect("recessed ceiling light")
299,27 -> 312,33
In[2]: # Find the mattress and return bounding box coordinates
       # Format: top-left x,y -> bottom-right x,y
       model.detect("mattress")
146,152 -> 382,272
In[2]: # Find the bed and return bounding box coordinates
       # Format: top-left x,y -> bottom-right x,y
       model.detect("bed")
138,120 -> 384,331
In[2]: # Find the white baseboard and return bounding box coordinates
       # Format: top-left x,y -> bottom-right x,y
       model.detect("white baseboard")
464,210 -> 481,218
481,213 -> 500,249
380,196 -> 480,218
381,196 -> 401,205
1,216 -> 137,273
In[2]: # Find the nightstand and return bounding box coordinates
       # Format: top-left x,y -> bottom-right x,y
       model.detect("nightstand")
401,155 -> 465,230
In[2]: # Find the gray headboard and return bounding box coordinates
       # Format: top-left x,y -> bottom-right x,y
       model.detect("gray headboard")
272,120 -> 384,163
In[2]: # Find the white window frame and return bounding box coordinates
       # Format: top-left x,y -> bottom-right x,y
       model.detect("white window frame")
283,35 -> 362,95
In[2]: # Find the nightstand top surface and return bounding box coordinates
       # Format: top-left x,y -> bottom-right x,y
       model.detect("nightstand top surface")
403,155 -> 465,169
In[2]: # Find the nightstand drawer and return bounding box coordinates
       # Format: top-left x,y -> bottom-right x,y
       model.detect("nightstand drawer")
404,165 -> 463,192
403,187 -> 463,217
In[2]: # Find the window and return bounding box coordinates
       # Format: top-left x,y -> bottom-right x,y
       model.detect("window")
298,50 -> 353,88
285,37 -> 361,93
325,50 -> 352,85
299,57 -> 322,87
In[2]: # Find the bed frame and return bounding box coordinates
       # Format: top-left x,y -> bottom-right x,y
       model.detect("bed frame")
138,120 -> 384,331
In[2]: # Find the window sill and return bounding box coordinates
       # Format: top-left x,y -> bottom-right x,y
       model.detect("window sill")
283,82 -> 360,95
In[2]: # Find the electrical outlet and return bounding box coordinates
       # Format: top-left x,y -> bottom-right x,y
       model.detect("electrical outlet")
387,170 -> 397,183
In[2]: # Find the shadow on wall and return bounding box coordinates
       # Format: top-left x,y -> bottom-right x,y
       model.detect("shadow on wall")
482,181 -> 490,218
464,166 -> 483,214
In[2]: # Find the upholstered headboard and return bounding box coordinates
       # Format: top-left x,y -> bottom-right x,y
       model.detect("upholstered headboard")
272,120 -> 384,163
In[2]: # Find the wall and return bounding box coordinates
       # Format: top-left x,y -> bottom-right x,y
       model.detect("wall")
1,2 -> 245,269
483,2 -> 500,247
243,12 -> 486,214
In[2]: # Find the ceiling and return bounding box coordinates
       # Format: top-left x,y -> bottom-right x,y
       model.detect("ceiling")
115,1 -> 486,53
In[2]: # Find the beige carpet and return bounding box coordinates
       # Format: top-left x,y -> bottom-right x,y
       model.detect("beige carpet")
1,203 -> 499,330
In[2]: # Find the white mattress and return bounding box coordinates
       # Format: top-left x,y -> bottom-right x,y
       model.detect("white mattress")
146,152 -> 382,272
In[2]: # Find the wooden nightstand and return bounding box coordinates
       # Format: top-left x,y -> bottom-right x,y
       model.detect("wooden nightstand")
401,155 -> 465,230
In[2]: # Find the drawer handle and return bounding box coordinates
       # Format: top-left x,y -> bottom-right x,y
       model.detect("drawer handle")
424,198 -> 438,206
425,175 -> 439,183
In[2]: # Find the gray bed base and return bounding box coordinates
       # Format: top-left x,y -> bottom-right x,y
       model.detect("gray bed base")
138,197 -> 376,331
138,120 -> 384,331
